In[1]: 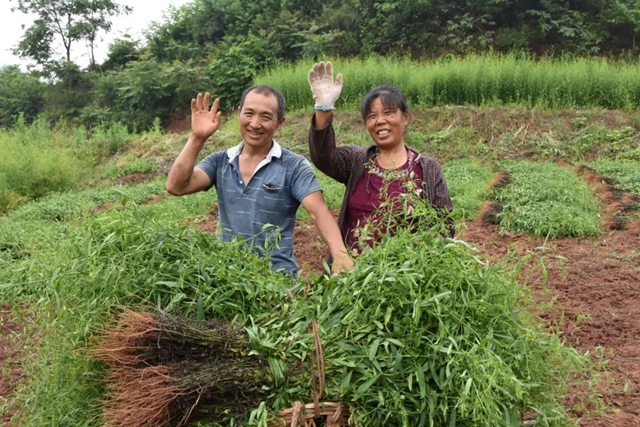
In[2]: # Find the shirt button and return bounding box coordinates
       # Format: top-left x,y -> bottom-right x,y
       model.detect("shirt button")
239,181 -> 243,184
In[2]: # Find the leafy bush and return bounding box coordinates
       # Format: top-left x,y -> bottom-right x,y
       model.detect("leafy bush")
91,121 -> 134,157
0,66 -> 45,128
41,62 -> 93,124
87,59 -> 210,131
206,41 -> 259,110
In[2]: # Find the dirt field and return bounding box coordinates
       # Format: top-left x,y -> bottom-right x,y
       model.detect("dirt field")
1,304 -> 21,425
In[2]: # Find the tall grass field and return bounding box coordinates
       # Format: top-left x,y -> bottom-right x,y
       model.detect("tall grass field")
257,54 -> 640,111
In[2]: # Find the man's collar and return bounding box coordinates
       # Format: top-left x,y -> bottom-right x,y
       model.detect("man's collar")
227,140 -> 283,162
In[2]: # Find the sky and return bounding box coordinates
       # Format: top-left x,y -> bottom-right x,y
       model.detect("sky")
0,0 -> 192,69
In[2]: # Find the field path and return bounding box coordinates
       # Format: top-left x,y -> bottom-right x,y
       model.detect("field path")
1,304 -> 22,425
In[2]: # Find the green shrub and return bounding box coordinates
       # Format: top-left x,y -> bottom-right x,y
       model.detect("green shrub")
0,66 -> 45,128
87,59 -> 209,131
91,121 -> 133,157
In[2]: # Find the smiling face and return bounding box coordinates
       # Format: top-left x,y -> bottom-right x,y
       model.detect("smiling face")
238,90 -> 285,150
365,97 -> 410,150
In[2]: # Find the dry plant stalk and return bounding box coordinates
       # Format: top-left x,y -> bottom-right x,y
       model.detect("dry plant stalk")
89,308 -> 270,427
268,401 -> 351,427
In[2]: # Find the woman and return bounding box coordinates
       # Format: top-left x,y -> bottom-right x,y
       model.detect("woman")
308,61 -> 454,253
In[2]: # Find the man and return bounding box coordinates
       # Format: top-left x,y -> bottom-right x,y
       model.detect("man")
166,85 -> 353,276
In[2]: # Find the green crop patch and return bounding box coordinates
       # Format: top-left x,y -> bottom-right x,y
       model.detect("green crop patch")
588,159 -> 640,197
495,161 -> 601,237
8,180 -> 165,222
443,159 -> 494,220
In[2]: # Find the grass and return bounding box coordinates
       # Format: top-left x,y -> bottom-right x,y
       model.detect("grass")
8,180 -> 165,222
257,54 -> 640,111
442,159 -> 494,220
101,157 -> 157,179
496,161 -> 601,238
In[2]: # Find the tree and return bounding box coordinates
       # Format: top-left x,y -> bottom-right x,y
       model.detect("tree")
76,0 -> 132,68
100,36 -> 140,71
0,66 -> 45,128
10,0 -> 130,68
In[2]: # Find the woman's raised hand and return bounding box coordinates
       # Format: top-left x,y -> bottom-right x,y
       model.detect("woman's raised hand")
308,61 -> 343,111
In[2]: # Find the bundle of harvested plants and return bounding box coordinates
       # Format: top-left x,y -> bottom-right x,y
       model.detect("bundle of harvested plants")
90,205 -> 587,427
90,308 -> 272,427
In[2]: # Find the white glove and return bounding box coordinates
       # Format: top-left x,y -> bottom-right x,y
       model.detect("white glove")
308,61 -> 343,111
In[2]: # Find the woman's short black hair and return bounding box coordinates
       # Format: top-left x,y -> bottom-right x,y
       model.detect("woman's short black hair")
360,84 -> 409,121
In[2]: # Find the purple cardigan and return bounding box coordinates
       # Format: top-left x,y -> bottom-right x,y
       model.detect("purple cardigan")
309,115 -> 455,238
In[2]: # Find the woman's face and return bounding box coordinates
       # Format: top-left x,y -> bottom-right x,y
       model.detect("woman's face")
365,97 -> 410,151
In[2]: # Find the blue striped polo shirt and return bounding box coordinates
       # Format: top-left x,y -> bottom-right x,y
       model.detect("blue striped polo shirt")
197,141 -> 321,274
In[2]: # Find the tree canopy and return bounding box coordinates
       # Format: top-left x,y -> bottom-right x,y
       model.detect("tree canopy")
5,0 -> 640,130
10,0 -> 130,68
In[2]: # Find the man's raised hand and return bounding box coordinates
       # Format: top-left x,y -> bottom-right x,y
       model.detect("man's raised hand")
308,61 -> 343,111
191,92 -> 222,141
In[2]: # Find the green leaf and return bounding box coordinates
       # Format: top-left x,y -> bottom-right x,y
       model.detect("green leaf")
340,370 -> 353,396
463,377 -> 473,396
369,338 -> 381,361
355,375 -> 378,399
416,365 -> 427,398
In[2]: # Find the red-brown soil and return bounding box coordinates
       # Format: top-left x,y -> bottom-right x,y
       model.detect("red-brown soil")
1,304 -> 22,425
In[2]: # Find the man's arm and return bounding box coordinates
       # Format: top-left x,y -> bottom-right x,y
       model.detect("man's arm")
301,191 -> 353,275
166,93 -> 221,196
166,134 -> 212,196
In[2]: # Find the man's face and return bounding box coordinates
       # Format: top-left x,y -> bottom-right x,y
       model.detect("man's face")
238,91 -> 284,150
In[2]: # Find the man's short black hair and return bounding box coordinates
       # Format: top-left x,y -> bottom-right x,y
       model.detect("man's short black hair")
239,85 -> 286,121
360,84 -> 409,121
